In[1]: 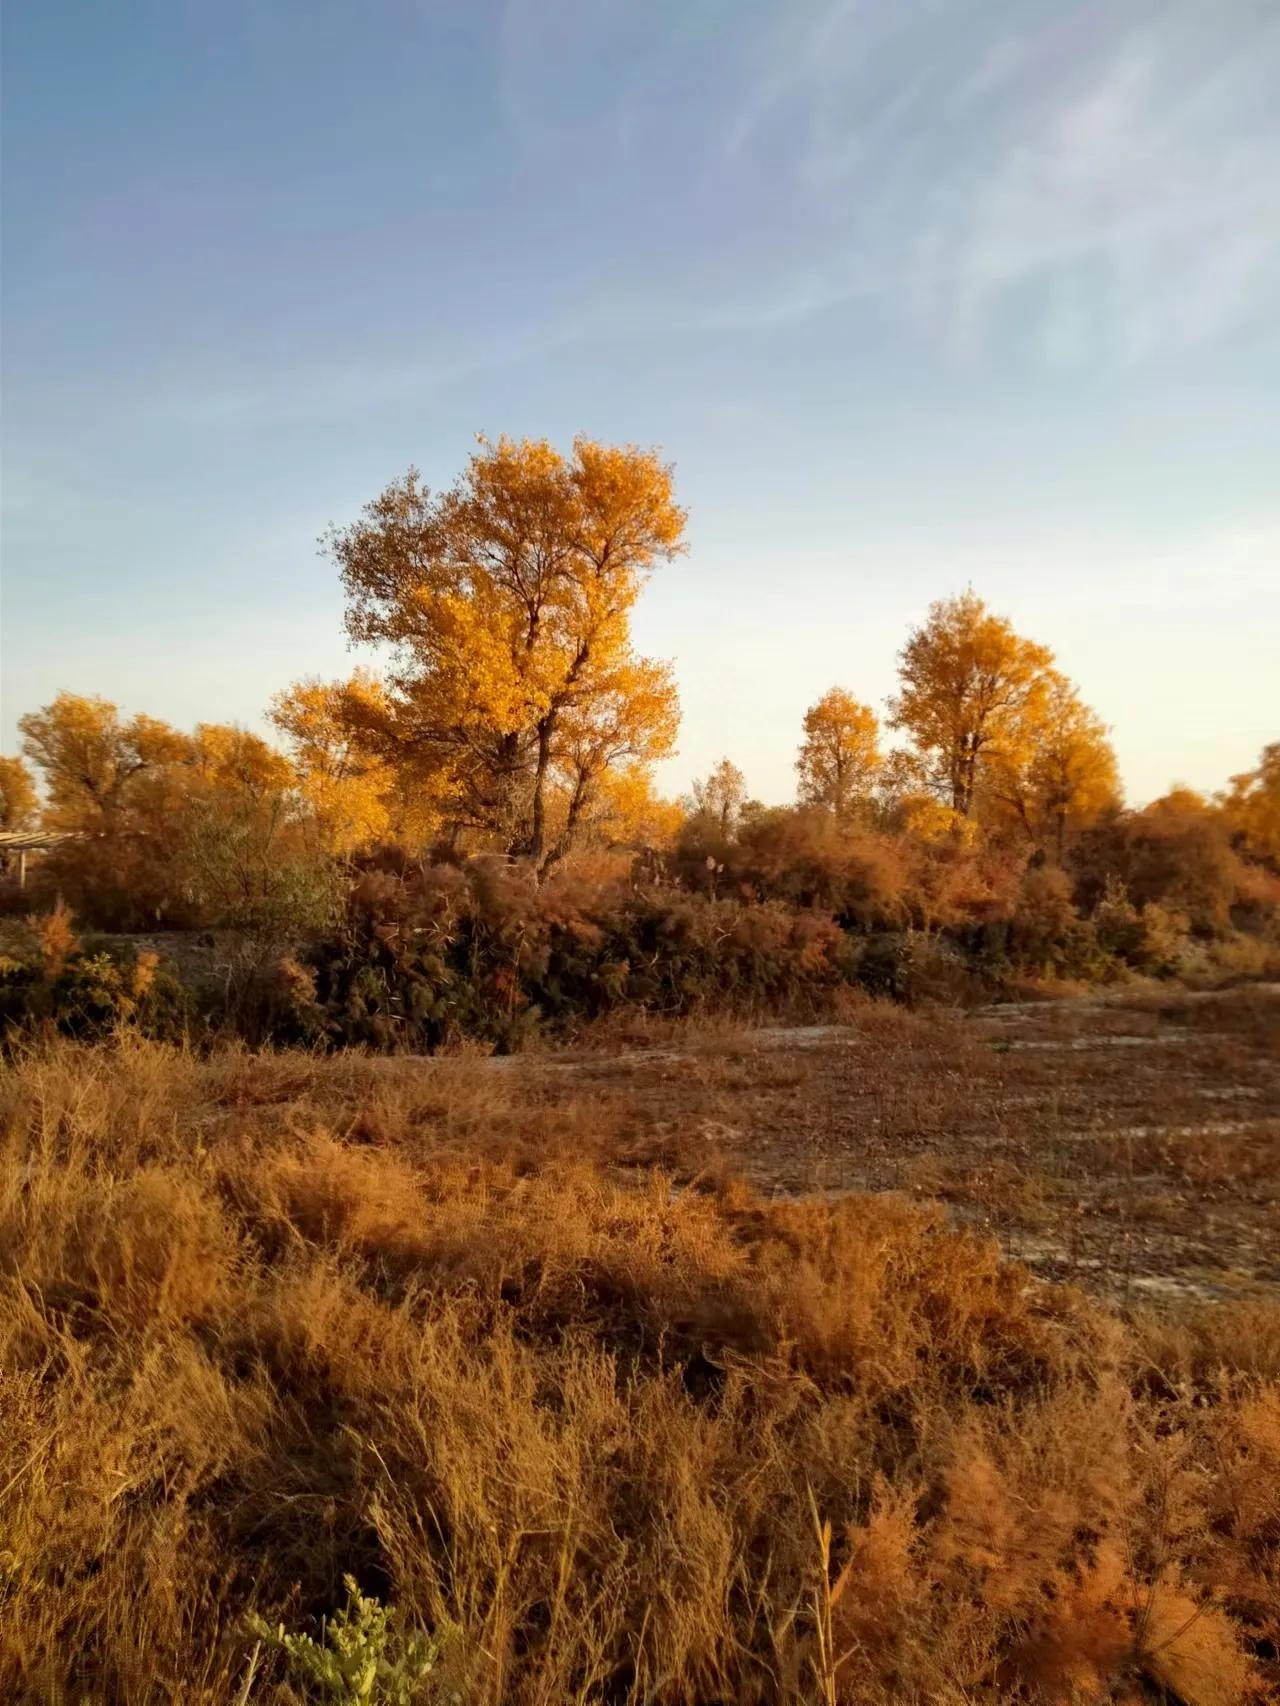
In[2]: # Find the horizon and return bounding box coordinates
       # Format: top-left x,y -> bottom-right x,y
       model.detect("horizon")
3,0 -> 1278,807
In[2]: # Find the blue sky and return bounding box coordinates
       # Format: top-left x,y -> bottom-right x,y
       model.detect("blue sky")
3,0 -> 1278,805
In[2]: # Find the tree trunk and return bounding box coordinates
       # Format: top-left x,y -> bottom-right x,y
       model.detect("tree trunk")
540,769 -> 591,879
526,716 -> 556,868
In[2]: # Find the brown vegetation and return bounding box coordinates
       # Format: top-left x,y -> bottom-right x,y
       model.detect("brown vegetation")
1,1030 -> 1277,1704
2,435 -> 1278,1704
3,452 -> 1276,1012
485,982 -> 1280,1306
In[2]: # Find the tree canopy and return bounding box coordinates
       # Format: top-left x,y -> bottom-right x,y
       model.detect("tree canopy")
1221,742 -> 1280,869
18,693 -> 190,829
270,673 -> 396,855
887,591 -> 1056,818
986,674 -> 1120,855
0,755 -> 38,832
688,759 -> 748,838
330,435 -> 685,872
796,688 -> 881,816
11,437 -> 1272,953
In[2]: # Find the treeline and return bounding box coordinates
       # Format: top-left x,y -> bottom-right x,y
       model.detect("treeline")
1,435 -> 1277,1042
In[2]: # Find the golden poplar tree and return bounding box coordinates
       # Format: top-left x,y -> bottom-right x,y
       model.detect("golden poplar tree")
985,674 -> 1120,854
688,759 -> 747,837
0,755 -> 38,831
586,765 -> 683,850
329,435 -> 685,871
1022,678 -> 1120,854
796,688 -> 881,816
887,591 -> 1055,818
1221,742 -> 1280,868
18,693 -> 191,829
270,673 -> 396,855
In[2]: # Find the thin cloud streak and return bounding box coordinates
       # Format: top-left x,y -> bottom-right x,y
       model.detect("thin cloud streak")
579,0 -> 1280,361
45,0 -> 1279,431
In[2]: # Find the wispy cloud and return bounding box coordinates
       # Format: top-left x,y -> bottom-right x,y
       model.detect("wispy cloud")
761,2 -> 1278,358
62,0 -> 1280,435
518,0 -> 1280,365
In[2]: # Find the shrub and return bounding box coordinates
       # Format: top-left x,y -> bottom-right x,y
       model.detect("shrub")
719,807 -> 910,925
0,910 -> 192,1045
26,780 -> 344,937
1073,792 -> 1254,934
295,862 -> 855,1051
1092,877 -> 1191,975
968,863 -> 1113,983
247,1576 -> 454,1705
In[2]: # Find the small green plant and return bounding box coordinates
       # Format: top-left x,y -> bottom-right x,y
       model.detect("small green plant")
0,921 -> 191,1046
246,1576 -> 454,1705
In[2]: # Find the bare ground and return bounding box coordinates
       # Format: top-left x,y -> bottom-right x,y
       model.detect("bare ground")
485,984 -> 1280,1306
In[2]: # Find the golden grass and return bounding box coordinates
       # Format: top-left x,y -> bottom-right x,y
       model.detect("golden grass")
0,1038 -> 1277,1704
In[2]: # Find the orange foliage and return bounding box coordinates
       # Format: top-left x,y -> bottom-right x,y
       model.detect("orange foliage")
796,688 -> 881,816
330,436 -> 685,870
1222,741 -> 1280,870
18,692 -> 191,829
888,590 -> 1056,817
987,671 -> 1121,853
0,754 -> 38,831
270,672 -> 397,854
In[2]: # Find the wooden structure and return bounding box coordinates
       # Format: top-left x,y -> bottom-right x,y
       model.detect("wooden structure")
0,830 -> 77,889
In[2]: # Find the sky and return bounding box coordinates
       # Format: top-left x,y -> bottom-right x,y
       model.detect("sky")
3,0 -> 1278,806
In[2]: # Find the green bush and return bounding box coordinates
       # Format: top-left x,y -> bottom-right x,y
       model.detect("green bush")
1092,877 -> 1190,976
0,915 -> 192,1045
247,1576 -> 455,1706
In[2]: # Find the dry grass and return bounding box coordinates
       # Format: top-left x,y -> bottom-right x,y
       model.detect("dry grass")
538,987 -> 1280,1305
1,1037 -> 1278,1704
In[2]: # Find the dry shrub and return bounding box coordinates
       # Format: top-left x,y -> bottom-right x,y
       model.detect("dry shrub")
1070,1119 -> 1280,1211
299,863 -> 862,1053
0,1163 -> 236,1332
33,901 -> 79,977
1133,1299 -> 1280,1385
709,807 -> 912,924
1074,793 -> 1263,937
0,1041 -> 1275,1704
